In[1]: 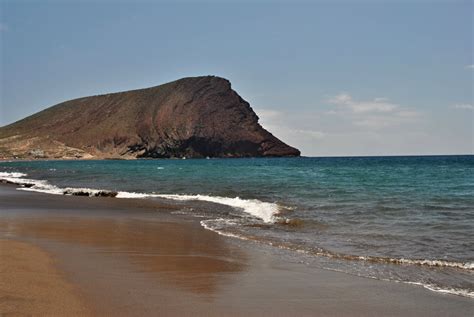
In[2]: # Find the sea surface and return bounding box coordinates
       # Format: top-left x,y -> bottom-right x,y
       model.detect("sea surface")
1,155 -> 473,298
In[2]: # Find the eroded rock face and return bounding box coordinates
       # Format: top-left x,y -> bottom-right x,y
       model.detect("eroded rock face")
0,76 -> 300,159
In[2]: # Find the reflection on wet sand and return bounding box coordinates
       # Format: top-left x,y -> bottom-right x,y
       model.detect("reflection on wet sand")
0,215 -> 247,295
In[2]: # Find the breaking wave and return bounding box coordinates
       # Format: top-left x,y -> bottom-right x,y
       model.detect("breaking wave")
0,171 -> 279,222
155,194 -> 278,223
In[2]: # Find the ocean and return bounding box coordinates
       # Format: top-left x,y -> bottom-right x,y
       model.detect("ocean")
1,155 -> 473,298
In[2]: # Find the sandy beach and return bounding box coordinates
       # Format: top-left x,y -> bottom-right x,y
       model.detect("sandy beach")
0,183 -> 472,316
0,239 -> 91,316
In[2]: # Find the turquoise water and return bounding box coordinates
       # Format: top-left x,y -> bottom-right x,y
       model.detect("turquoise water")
1,155 -> 473,297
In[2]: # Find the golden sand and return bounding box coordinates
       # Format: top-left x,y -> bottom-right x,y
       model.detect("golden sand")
0,239 -> 91,316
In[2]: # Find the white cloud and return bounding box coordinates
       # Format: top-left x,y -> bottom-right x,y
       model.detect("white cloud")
353,113 -> 420,129
254,108 -> 327,151
326,93 -> 420,130
291,129 -> 326,139
256,109 -> 282,119
264,124 -> 327,144
328,93 -> 352,104
353,118 -> 389,129
252,95 -> 435,156
452,104 -> 474,110
328,93 -> 398,113
466,64 -> 474,69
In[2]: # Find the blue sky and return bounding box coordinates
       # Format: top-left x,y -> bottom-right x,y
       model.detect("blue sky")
1,0 -> 472,156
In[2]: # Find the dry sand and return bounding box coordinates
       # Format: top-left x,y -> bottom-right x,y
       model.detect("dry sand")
0,184 -> 473,316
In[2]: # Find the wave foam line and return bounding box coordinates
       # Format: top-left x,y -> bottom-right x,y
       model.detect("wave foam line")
0,172 -> 279,223
117,192 -> 280,222
0,172 -> 28,178
323,266 -> 474,299
199,222 -> 474,299
156,194 -> 278,223
116,191 -> 151,199
0,172 -> 117,197
333,254 -> 474,270
297,248 -> 474,271
395,258 -> 474,270
200,219 -> 252,240
199,218 -> 474,271
0,173 -> 63,194
405,281 -> 474,299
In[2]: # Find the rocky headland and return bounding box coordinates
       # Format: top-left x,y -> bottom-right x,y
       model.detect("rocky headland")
0,76 -> 300,159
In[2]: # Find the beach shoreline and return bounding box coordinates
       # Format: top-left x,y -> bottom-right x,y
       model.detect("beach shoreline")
0,183 -> 473,316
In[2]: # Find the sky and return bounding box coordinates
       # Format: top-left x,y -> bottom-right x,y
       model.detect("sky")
0,0 -> 472,156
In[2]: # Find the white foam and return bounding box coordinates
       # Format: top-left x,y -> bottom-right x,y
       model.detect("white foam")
1,176 -> 39,186
0,172 -> 27,178
156,194 -> 279,223
420,284 -> 474,298
1,171 -> 279,222
21,184 -> 118,197
117,191 -> 280,222
116,191 -> 152,198
392,258 -> 474,270
0,172 -> 115,196
399,281 -> 474,298
62,187 -> 116,197
19,183 -> 64,195
0,172 -> 64,195
200,219 -> 251,240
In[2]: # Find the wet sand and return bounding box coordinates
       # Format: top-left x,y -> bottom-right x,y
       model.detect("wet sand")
0,184 -> 472,316
0,239 -> 90,316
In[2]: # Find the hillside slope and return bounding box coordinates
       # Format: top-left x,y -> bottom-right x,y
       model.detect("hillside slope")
0,76 -> 300,159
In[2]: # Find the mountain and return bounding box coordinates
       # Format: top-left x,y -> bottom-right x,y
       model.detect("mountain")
0,76 -> 300,159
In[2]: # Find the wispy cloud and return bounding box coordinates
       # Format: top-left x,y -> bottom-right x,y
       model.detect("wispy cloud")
256,109 -> 282,119
452,104 -> 474,110
328,93 -> 398,113
466,64 -> 474,69
326,93 -> 420,129
291,129 -> 326,139
264,124 -> 327,141
255,108 -> 327,143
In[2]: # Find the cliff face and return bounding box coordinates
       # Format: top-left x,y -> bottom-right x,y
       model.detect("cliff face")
0,76 -> 300,159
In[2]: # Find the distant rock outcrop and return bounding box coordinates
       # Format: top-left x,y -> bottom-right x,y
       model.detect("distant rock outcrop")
0,76 -> 300,159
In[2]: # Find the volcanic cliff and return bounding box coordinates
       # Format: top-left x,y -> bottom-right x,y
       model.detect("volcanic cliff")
0,76 -> 300,159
